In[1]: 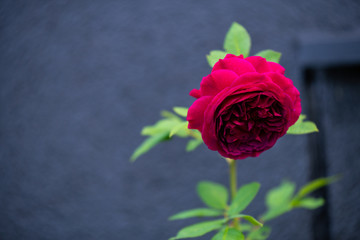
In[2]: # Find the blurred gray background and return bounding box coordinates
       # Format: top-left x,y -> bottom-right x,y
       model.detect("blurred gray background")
1,0 -> 360,239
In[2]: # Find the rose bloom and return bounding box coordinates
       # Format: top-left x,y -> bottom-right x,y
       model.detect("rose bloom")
187,54 -> 301,160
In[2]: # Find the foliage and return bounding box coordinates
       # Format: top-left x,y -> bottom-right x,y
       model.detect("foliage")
130,107 -> 202,162
287,115 -> 318,134
224,22 -> 251,57
206,22 -> 282,67
168,177 -> 337,240
261,176 -> 339,222
255,50 -> 282,63
169,181 -> 262,240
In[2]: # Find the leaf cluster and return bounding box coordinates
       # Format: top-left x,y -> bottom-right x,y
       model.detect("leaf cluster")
169,181 -> 263,240
261,175 -> 339,221
206,22 -> 282,67
130,107 -> 202,162
168,176 -> 338,240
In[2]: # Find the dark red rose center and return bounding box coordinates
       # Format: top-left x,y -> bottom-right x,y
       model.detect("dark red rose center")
216,93 -> 287,155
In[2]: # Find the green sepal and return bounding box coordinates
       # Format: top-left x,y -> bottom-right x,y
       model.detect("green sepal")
197,181 -> 229,210
255,50 -> 281,63
169,208 -> 223,221
224,22 -> 251,57
228,182 -> 260,216
287,114 -> 318,135
207,50 -> 227,67
169,219 -> 225,240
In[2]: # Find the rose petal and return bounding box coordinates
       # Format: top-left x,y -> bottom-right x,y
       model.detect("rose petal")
266,73 -> 301,117
245,56 -> 271,73
268,62 -> 285,74
230,72 -> 273,88
212,58 -> 256,76
266,72 -> 295,92
224,54 -> 244,59
200,70 -> 239,96
189,89 -> 201,98
291,99 -> 302,125
187,96 -> 212,131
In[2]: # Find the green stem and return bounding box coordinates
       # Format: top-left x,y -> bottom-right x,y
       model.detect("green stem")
229,159 -> 237,200
227,158 -> 240,230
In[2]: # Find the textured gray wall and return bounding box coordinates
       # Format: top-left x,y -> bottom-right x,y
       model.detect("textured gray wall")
319,67 -> 360,240
0,1 -> 359,240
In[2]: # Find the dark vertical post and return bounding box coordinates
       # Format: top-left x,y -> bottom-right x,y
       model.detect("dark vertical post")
304,68 -> 331,240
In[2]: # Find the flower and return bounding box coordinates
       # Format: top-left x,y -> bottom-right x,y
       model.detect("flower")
187,54 -> 301,160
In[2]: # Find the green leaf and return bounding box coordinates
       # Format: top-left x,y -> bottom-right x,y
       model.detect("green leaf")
169,208 -> 223,220
229,214 -> 263,227
236,224 -> 252,232
132,107 -> 202,161
197,181 -> 229,210
161,110 -> 182,120
228,182 -> 260,216
173,107 -> 188,117
261,208 -> 290,222
186,139 -> 203,152
287,114 -> 319,135
169,121 -> 188,138
292,197 -> 324,209
255,50 -> 282,63
224,22 -> 251,57
212,227 -> 244,240
246,226 -> 271,240
211,228 -> 226,240
190,129 -> 203,140
211,228 -> 227,240
261,180 -> 295,221
266,181 -> 295,209
294,176 -> 339,200
141,119 -> 181,136
130,132 -> 169,162
207,50 -> 227,67
170,219 -> 224,240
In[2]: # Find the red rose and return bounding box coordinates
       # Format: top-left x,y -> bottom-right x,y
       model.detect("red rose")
187,54 -> 301,160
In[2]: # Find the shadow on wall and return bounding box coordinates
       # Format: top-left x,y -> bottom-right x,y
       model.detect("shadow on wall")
298,32 -> 360,240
